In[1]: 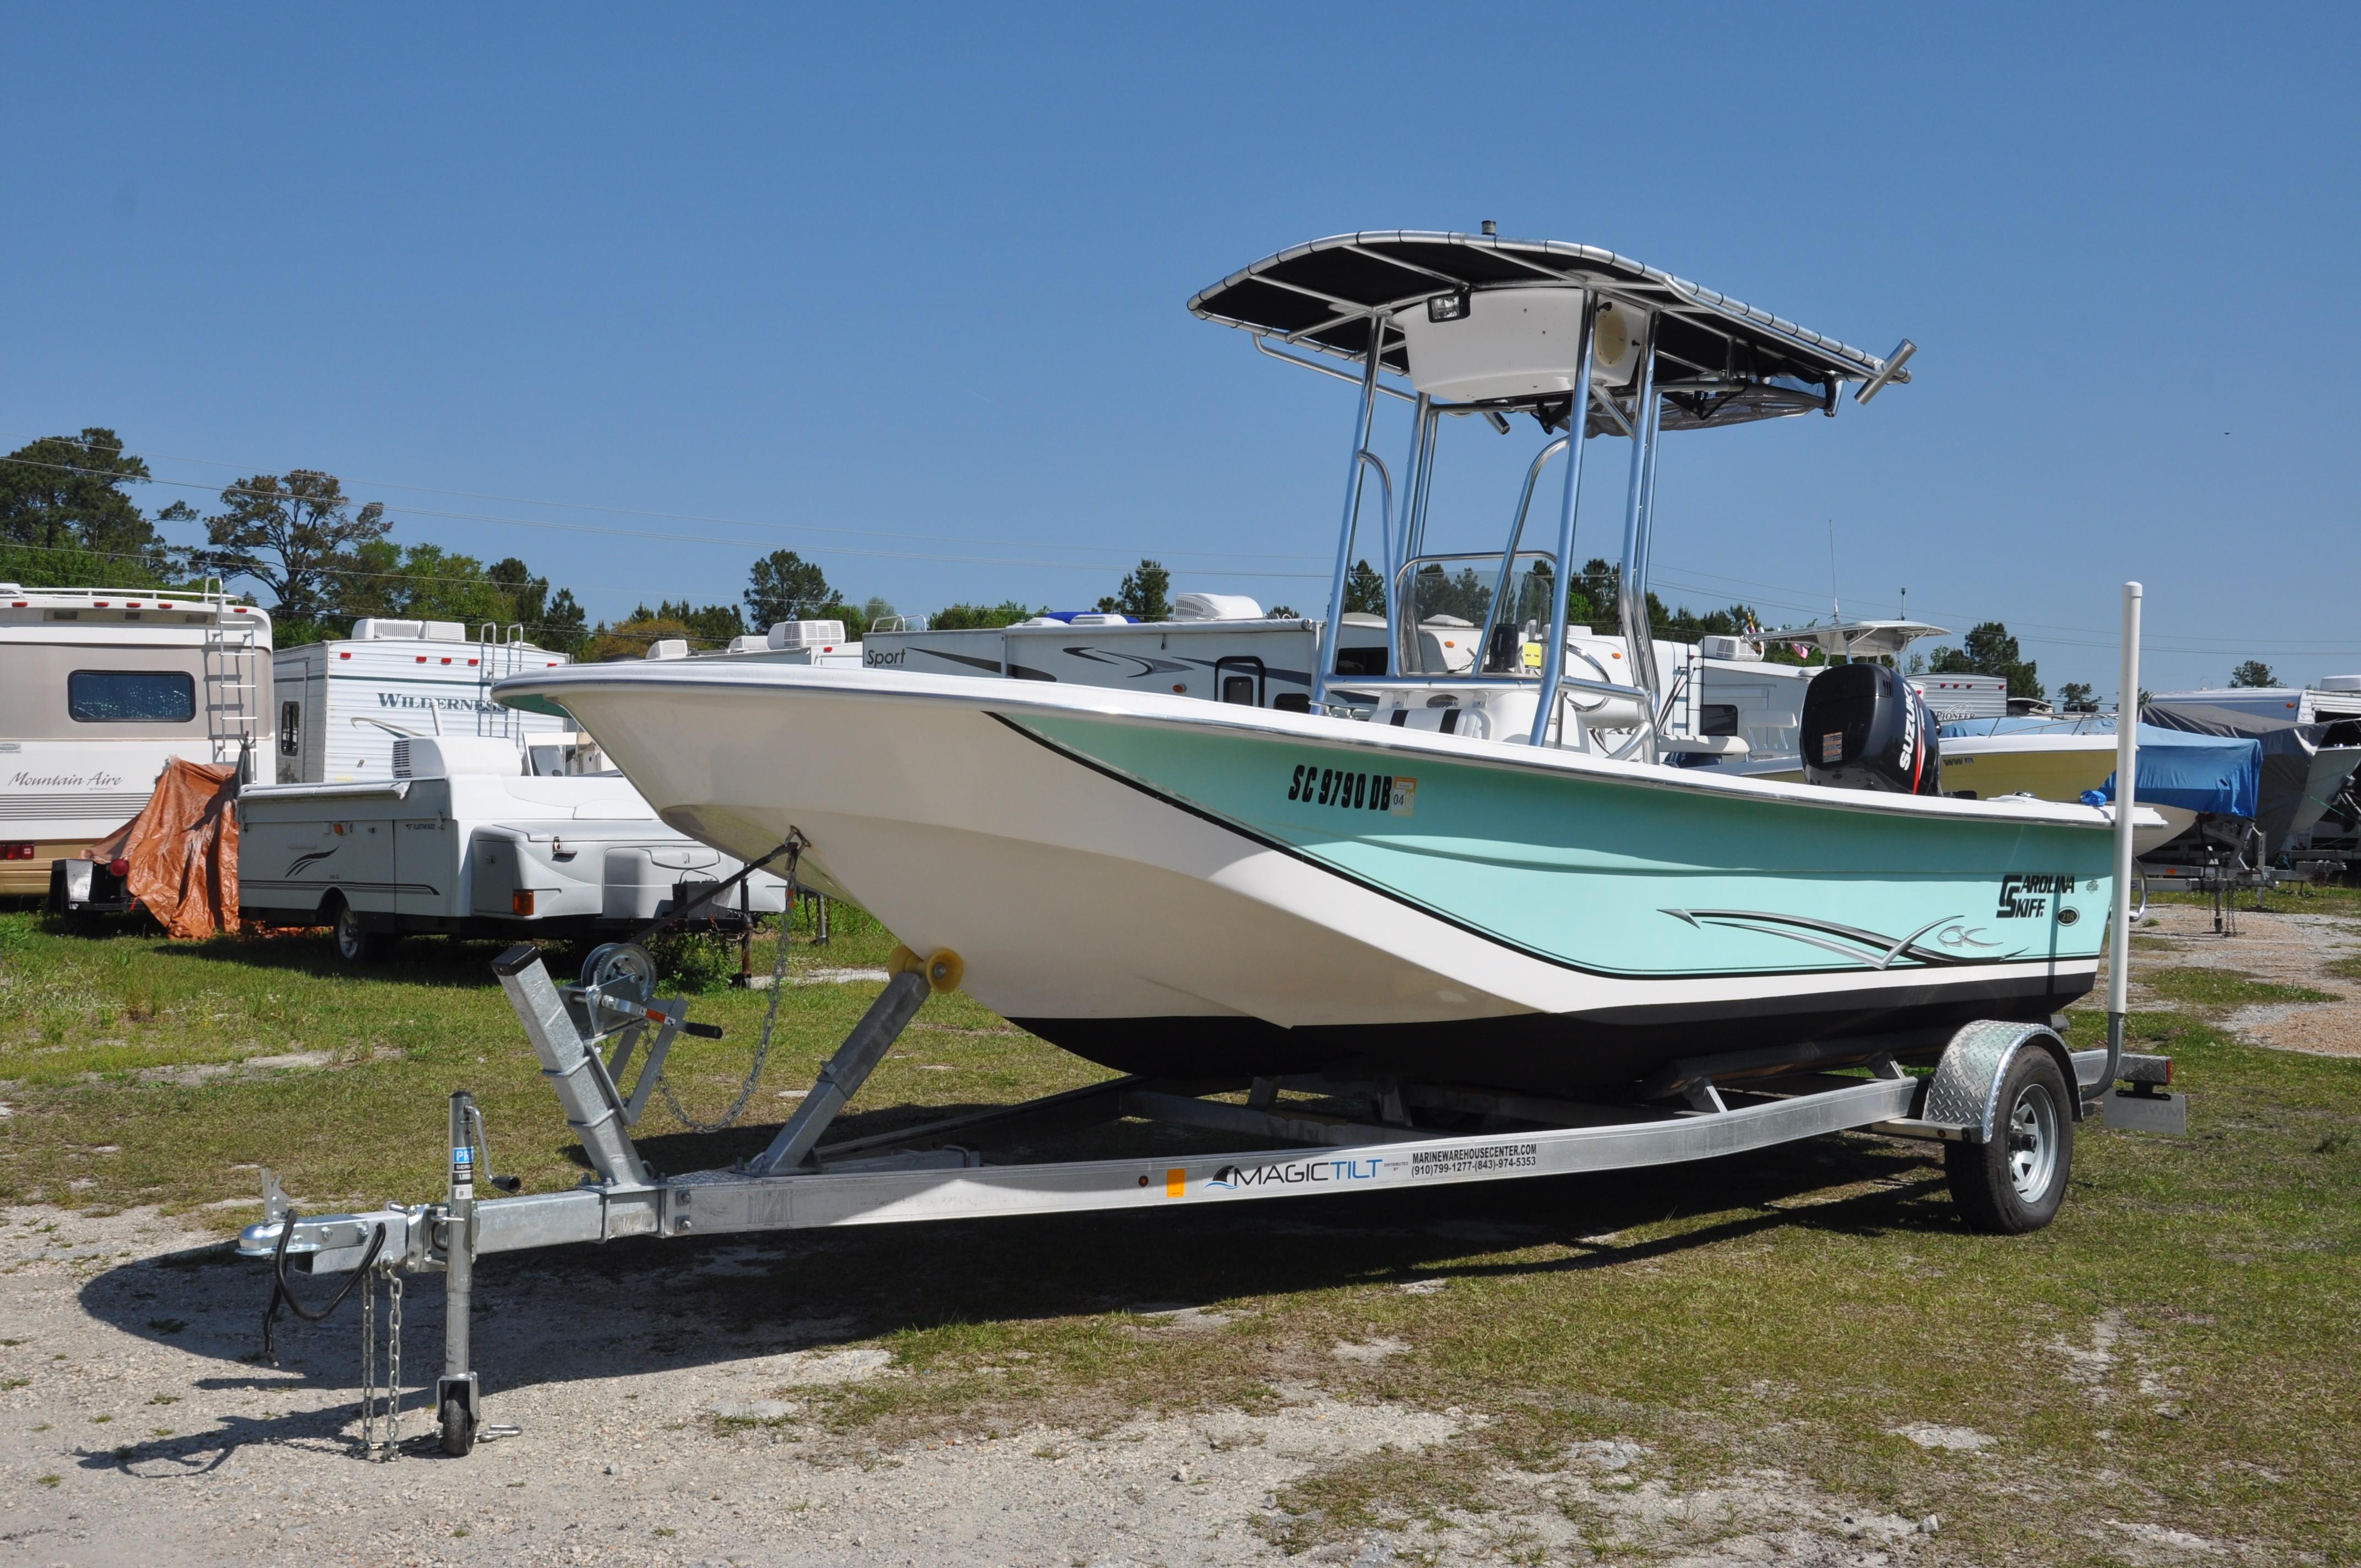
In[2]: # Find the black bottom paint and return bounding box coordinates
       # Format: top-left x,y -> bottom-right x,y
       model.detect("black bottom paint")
1014,972 -> 2091,1095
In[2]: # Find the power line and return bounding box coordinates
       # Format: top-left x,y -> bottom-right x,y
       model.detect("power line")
1,455 -> 1332,581
0,429 -> 1331,565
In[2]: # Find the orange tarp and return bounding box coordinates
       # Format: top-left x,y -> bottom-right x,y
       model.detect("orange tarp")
80,759 -> 241,940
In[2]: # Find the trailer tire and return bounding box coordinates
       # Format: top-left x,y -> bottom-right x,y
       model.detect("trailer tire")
439,1396 -> 475,1457
1944,1048 -> 2072,1234
328,896 -> 396,964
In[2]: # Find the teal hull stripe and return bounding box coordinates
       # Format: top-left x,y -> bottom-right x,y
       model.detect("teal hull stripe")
998,712 -> 2113,984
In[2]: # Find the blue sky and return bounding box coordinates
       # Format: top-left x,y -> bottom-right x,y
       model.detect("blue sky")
4,5 -> 2354,696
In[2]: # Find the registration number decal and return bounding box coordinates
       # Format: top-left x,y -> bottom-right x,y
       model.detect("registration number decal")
1287,765 -> 1415,816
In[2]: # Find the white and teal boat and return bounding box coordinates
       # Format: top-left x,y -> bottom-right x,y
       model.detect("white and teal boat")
500,230 -> 2121,1095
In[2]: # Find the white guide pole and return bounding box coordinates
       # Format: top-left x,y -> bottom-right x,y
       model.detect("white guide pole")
2107,581 -> 2142,1082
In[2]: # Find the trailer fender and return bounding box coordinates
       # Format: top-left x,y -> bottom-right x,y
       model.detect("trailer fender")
1924,1020 -> 2080,1140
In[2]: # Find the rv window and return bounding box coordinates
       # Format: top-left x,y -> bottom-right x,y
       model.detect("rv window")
68,670 -> 195,723
280,701 -> 302,755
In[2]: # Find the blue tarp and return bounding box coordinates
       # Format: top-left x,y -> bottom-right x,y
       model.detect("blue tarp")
1939,716 -> 2261,818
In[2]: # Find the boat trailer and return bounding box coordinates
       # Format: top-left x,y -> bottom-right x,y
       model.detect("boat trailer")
239,941 -> 2186,1458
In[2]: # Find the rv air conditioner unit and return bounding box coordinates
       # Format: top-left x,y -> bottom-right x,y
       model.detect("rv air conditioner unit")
1173,593 -> 1265,622
766,620 -> 847,651
352,618 -> 468,642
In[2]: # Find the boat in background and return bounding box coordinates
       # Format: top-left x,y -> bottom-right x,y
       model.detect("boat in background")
1940,715 -> 2256,858
501,228 -> 2124,1096
2140,703 -> 2361,861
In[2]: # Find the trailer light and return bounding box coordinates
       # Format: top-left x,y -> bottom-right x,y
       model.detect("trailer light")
440,657 -> 451,665
467,658 -> 478,666
513,891 -> 536,917
107,858 -> 130,878
2,843 -> 34,860
339,651 -> 351,658
416,656 -> 427,663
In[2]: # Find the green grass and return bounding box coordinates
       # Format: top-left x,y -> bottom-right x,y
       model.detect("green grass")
2138,965 -> 2335,1011
2147,881 -> 2361,916
0,904 -> 1102,1215
4,912 -> 2360,1561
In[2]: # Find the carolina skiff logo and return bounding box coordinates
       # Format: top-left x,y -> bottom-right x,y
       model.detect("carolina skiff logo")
1207,1157 -> 1385,1190
1286,765 -> 1415,816
1996,873 -> 2076,918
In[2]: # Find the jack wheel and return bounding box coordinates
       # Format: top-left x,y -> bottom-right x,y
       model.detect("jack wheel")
1945,1049 -> 2073,1234
439,1396 -> 475,1457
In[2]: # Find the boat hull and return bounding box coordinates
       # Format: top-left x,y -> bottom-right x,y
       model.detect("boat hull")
499,666 -> 2115,1093
1939,733 -> 2191,854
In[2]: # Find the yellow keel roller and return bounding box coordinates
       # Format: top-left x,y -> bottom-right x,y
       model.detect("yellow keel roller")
889,944 -> 965,994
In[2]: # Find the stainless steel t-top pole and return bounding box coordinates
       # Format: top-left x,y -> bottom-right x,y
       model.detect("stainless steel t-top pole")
1530,293 -> 1600,747
2107,581 -> 2143,1087
1312,314 -> 1386,713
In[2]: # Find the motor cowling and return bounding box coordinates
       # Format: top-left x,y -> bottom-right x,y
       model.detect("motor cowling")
1800,663 -> 1943,794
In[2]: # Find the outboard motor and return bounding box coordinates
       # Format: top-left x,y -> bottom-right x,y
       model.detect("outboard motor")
1800,663 -> 1943,794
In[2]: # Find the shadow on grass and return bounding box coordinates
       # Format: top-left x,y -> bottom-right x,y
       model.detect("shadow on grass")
75,1130 -> 1958,1436
147,929 -> 567,989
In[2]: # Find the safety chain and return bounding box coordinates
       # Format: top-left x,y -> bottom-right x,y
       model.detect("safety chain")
359,1261 -> 404,1460
655,837 -> 803,1135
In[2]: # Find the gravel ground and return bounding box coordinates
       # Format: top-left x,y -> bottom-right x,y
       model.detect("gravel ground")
2131,901 -> 2361,1056
8,898 -> 2347,1566
0,1206 -> 1950,1567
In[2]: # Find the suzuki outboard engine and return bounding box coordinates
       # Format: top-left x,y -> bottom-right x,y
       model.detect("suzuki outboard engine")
1800,663 -> 1943,794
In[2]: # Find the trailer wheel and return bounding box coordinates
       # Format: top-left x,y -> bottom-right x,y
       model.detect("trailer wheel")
328,897 -> 395,964
1945,1049 -> 2072,1234
439,1396 -> 475,1457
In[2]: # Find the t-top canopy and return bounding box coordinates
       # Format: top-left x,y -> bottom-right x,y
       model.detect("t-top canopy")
1189,231 -> 1912,431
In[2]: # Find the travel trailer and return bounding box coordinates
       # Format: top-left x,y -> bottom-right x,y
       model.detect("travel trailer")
271,619 -> 573,785
241,622 -> 790,958
0,583 -> 270,902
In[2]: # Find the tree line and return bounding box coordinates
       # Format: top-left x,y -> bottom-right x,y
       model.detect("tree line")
9,430 -> 2271,693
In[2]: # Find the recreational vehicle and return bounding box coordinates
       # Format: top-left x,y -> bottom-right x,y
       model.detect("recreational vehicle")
0,583 -> 270,901
271,619 -> 573,785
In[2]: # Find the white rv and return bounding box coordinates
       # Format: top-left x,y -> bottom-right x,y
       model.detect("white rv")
0,584 -> 270,902
242,623 -> 788,957
660,618 -> 866,668
1910,673 -> 2010,723
271,619 -> 574,785
237,734 -> 789,961
856,599 -> 1426,710
2150,680 -> 2361,726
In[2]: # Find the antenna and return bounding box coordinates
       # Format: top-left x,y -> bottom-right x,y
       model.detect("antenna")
1900,586 -> 1907,619
1827,521 -> 1840,624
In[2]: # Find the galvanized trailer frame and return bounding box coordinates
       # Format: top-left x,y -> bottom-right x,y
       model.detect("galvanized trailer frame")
238,940 -> 2184,1458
